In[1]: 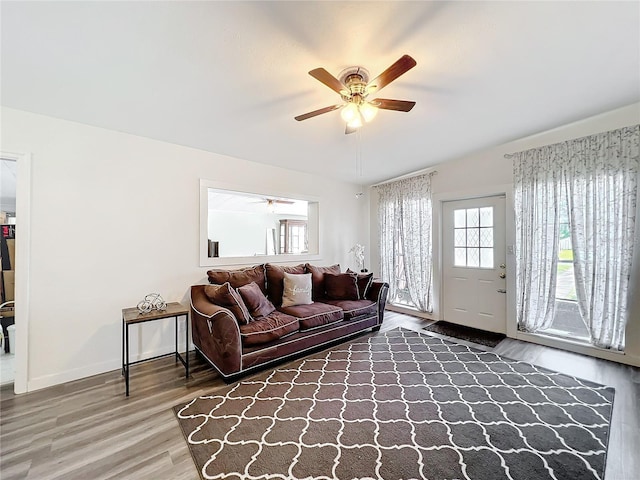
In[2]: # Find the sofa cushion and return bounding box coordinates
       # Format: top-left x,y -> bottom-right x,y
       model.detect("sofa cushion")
281,272 -> 313,307
207,264 -> 266,294
204,282 -> 253,324
322,299 -> 377,321
346,269 -> 374,299
305,264 -> 341,300
237,281 -> 276,318
278,302 -> 344,330
239,311 -> 299,346
265,263 -> 306,306
324,272 -> 360,300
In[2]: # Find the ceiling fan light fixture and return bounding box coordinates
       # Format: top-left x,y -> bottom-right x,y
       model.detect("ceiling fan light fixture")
347,115 -> 363,129
360,102 -> 378,123
340,103 -> 359,123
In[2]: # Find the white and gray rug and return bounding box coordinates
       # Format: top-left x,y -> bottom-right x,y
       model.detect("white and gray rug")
174,328 -> 614,480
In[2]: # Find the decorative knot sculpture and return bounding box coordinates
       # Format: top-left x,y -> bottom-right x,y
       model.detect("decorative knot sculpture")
137,293 -> 167,314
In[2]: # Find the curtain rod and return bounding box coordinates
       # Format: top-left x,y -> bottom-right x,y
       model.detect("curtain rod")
504,123 -> 639,159
371,168 -> 438,187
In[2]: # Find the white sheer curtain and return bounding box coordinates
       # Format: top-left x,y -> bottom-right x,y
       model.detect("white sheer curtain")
376,174 -> 433,312
565,126 -> 639,350
513,147 -> 563,333
512,124 -> 639,350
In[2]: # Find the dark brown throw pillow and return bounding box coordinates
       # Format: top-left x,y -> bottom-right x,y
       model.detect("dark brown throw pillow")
305,263 -> 341,300
207,264 -> 266,294
204,282 -> 253,324
238,281 -> 276,318
265,263 -> 306,306
324,272 -> 360,300
346,269 -> 374,300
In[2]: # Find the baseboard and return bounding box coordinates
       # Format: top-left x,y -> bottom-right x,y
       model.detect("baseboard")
27,358 -> 123,392
387,304 -> 439,320
26,343 -> 193,393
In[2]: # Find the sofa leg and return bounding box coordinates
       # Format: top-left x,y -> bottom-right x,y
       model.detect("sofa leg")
372,325 -> 381,332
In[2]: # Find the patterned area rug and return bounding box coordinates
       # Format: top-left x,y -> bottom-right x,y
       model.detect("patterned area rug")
174,329 -> 614,480
423,321 -> 506,348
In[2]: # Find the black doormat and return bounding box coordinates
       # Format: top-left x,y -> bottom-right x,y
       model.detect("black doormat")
423,320 -> 506,347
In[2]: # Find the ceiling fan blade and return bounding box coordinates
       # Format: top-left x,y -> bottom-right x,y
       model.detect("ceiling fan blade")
371,98 -> 416,112
367,55 -> 417,94
294,104 -> 342,121
308,68 -> 347,94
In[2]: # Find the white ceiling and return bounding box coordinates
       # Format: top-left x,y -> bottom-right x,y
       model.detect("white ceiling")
2,1 -> 639,185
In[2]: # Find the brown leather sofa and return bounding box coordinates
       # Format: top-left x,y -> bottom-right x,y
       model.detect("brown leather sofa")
190,263 -> 389,381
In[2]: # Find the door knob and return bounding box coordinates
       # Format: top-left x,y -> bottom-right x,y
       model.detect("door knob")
500,263 -> 506,269
499,272 -> 506,279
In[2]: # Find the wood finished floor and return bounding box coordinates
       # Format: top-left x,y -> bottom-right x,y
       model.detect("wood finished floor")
1,311 -> 638,480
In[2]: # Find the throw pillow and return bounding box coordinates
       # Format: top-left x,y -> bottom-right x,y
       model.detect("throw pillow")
324,272 -> 360,300
281,272 -> 313,307
204,282 -> 253,324
207,264 -> 266,294
346,269 -> 374,299
305,263 -> 340,300
238,281 -> 276,318
265,263 -> 306,306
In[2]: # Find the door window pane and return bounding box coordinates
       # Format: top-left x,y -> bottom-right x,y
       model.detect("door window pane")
480,227 -> 493,247
466,208 -> 479,227
467,229 -> 479,247
467,248 -> 480,267
453,206 -> 494,268
480,207 -> 493,227
480,248 -> 494,268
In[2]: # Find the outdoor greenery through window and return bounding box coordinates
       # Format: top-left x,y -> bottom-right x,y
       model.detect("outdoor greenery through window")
550,195 -> 589,340
556,198 -> 576,301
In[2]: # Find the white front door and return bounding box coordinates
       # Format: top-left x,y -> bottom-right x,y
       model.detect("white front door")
442,195 -> 506,333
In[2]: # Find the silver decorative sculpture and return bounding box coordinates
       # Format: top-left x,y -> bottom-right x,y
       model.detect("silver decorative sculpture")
137,293 -> 167,314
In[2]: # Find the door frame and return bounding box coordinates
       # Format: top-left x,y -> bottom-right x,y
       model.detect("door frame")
432,184 -> 516,337
1,151 -> 31,394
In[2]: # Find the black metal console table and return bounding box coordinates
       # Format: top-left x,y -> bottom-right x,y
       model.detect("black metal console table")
121,302 -> 189,396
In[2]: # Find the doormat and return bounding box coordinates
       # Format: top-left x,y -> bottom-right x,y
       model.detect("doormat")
174,328 -> 614,480
423,320 -> 506,348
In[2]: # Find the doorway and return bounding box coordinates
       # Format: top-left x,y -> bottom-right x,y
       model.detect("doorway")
1,158 -> 17,385
442,195 -> 507,333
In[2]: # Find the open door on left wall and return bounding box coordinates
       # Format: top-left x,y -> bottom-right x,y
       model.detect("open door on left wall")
0,158 -> 17,386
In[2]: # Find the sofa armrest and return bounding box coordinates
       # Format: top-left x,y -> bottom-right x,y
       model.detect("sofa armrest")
366,280 -> 389,324
190,285 -> 242,377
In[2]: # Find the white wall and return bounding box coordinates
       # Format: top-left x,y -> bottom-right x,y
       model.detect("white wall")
1,107 -> 369,392
370,102 -> 640,366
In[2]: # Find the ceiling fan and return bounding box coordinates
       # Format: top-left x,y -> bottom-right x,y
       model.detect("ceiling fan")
250,198 -> 295,205
295,54 -> 417,134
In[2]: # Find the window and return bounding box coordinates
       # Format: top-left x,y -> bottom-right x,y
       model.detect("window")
549,194 -> 588,340
376,173 -> 433,313
279,219 -> 308,254
453,207 -> 494,268
555,197 -> 577,302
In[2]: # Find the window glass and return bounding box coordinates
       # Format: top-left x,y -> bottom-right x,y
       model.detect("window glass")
453,207 -> 494,269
